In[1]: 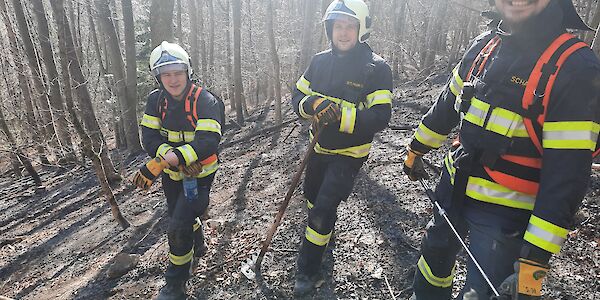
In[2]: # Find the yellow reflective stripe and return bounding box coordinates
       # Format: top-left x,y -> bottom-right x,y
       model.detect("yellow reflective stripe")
193,219 -> 201,231
542,121 -> 600,151
141,114 -> 161,129
196,119 -> 222,135
176,144 -> 199,165
161,128 -> 195,143
463,98 -> 490,127
296,75 -> 312,95
449,65 -> 464,97
339,106 -> 357,134
169,249 -> 194,265
366,90 -> 393,108
524,215 -> 568,254
312,92 -> 357,109
485,107 -> 524,137
417,256 -> 455,288
305,226 -> 331,246
307,200 -> 314,209
156,143 -> 174,157
298,95 -> 313,119
414,123 -> 447,148
164,160 -> 218,180
444,151 -> 456,185
466,177 -> 536,210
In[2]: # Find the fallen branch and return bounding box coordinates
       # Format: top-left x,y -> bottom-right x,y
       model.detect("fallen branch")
383,273 -> 397,300
220,118 -> 297,149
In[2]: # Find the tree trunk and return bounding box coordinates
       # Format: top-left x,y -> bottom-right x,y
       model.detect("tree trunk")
50,0 -> 129,229
199,0 -> 208,84
188,0 -> 200,76
10,0 -> 58,157
0,0 -> 49,164
150,0 -> 175,46
232,0 -> 244,125
586,3 -> 600,44
95,0 -> 142,154
266,0 -> 282,125
297,0 -> 318,76
31,0 -> 76,162
224,0 -> 235,111
121,0 -> 139,135
176,0 -> 183,42
423,0 -> 449,69
207,0 -> 216,89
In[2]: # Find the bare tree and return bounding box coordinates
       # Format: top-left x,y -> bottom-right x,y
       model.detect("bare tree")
297,0 -> 318,75
121,0 -> 138,134
266,0 -> 282,125
30,0 -> 76,162
232,0 -> 245,125
50,0 -> 129,229
150,0 -> 175,46
95,0 -> 142,154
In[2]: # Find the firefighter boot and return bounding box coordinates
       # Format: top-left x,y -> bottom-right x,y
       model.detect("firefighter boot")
156,280 -> 187,300
193,219 -> 207,258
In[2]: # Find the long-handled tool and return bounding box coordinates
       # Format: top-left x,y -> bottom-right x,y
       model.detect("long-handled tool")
240,126 -> 321,280
418,178 -> 500,297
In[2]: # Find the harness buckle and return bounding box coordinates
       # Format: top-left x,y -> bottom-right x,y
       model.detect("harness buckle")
459,82 -> 476,113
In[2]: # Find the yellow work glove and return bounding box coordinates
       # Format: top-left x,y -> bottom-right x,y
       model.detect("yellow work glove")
403,146 -> 429,181
179,154 -> 218,177
496,258 -> 549,300
132,155 -> 170,189
312,98 -> 341,126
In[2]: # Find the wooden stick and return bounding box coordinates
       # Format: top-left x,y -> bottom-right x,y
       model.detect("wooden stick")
254,127 -> 321,273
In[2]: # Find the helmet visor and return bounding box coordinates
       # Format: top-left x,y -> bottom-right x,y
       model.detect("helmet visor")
151,62 -> 188,77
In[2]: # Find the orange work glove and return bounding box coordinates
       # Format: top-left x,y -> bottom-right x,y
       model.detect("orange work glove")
496,258 -> 549,299
132,155 -> 171,189
403,146 -> 429,181
312,98 -> 341,126
179,154 -> 218,177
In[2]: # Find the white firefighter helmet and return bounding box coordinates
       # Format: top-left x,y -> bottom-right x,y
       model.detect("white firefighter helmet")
149,41 -> 193,80
324,0 -> 372,43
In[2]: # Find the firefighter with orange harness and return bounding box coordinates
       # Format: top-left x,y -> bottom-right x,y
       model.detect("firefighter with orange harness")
133,41 -> 223,300
403,0 -> 600,299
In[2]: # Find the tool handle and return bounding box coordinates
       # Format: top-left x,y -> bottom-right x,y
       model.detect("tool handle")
255,126 -> 321,271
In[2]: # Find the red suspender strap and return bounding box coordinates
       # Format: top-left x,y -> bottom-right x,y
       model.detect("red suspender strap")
185,84 -> 197,128
522,33 -> 587,155
193,86 -> 202,121
466,36 -> 501,82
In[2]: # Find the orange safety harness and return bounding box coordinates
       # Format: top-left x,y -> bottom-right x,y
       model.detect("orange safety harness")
460,33 -> 595,195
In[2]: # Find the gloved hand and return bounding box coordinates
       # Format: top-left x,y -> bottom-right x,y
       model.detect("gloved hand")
132,155 -> 171,189
312,98 -> 341,126
179,154 -> 218,177
403,146 -> 429,181
495,258 -> 549,300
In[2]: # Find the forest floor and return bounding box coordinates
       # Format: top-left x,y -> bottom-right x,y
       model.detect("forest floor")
1,78 -> 599,300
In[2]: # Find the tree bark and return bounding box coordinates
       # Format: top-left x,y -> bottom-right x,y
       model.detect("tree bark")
121,0 -> 138,136
207,0 -> 216,89
50,0 -> 129,229
592,21 -> 600,56
188,0 -> 200,76
0,0 -> 49,164
95,0 -> 142,154
297,0 -> 318,76
266,0 -> 282,125
199,0 -> 208,84
30,0 -> 76,162
176,0 -> 183,42
232,0 -> 245,125
224,0 -> 235,111
149,0 -> 175,46
10,0 -> 58,156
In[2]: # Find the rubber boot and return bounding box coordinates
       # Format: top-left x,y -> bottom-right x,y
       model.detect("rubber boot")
156,280 -> 186,300
293,272 -> 322,297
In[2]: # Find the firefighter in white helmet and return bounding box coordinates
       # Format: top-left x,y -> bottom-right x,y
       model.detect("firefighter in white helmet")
134,41 -> 224,300
290,0 -> 393,296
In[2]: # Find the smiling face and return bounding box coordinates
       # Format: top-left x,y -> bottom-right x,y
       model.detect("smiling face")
331,15 -> 360,53
494,0 -> 552,25
159,69 -> 188,99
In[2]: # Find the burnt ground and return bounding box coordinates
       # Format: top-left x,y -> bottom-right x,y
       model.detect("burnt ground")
1,80 -> 599,300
